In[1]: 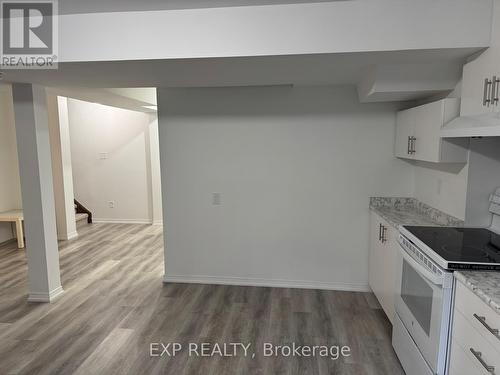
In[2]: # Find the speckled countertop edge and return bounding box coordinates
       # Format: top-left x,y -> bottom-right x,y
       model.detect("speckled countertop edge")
369,197 -> 464,228
454,271 -> 500,315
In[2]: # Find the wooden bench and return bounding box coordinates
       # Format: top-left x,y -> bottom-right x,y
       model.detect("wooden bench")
0,210 -> 24,248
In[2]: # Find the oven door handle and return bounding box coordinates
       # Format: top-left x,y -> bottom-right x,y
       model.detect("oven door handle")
400,247 -> 444,286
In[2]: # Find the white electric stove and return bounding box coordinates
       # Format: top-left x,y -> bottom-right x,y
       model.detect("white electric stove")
393,187 -> 500,375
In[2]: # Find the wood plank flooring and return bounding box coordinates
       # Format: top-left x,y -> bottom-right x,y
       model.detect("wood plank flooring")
0,223 -> 404,375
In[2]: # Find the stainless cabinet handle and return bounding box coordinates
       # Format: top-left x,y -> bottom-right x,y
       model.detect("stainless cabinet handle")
378,223 -> 382,241
407,136 -> 416,155
473,313 -> 500,340
484,78 -> 493,106
381,225 -> 387,243
493,76 -> 500,105
469,348 -> 495,373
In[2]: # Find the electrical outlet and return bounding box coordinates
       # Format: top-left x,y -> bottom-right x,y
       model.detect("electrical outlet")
212,193 -> 222,206
108,201 -> 115,208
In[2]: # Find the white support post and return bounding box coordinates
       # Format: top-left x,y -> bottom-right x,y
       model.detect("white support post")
146,114 -> 163,225
48,95 -> 78,240
12,83 -> 64,303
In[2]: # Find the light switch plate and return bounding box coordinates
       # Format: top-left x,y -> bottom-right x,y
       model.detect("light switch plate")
212,193 -> 221,206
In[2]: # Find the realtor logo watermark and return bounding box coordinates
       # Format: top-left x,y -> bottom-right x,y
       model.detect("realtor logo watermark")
1,0 -> 58,69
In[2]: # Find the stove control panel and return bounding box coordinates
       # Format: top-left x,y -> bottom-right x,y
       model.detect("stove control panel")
399,234 -> 444,278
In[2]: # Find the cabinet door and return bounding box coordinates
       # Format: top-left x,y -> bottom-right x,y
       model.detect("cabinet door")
369,212 -> 384,301
493,74 -> 500,113
399,98 -> 465,163
461,61 -> 495,117
461,1 -> 500,115
368,212 -> 396,324
413,101 -> 443,163
394,108 -> 415,159
380,224 -> 397,324
460,12 -> 500,116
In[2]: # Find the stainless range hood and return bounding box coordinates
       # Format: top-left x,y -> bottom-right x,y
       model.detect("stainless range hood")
441,112 -> 500,138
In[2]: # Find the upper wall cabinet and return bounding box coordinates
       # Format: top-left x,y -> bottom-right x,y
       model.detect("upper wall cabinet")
395,98 -> 469,163
461,52 -> 500,116
461,3 -> 500,116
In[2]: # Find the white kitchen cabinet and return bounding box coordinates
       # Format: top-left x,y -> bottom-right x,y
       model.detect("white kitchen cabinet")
449,281 -> 500,375
461,3 -> 500,117
461,58 -> 500,117
394,108 -> 415,159
368,211 -> 397,324
448,339 -> 484,375
394,98 -> 468,163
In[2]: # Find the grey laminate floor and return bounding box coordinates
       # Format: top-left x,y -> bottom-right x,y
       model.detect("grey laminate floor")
0,223 -> 404,375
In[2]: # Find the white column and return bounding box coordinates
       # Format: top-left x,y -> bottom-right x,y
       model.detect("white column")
12,83 -> 64,303
147,114 -> 163,225
48,95 -> 78,240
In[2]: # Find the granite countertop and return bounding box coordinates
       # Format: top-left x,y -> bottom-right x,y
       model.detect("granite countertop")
369,197 -> 463,228
455,271 -> 500,314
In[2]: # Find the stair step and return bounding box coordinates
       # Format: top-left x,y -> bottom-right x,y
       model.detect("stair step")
75,213 -> 89,222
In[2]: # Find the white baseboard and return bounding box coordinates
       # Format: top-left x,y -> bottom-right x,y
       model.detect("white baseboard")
0,237 -> 17,247
163,274 -> 370,292
152,221 -> 163,226
93,218 -> 153,224
58,230 -> 78,241
28,286 -> 64,303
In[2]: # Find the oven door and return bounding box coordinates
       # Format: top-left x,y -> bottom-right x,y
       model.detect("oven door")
394,245 -> 452,375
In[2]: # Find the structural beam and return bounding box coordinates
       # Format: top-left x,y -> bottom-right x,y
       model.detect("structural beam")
59,0 -> 491,62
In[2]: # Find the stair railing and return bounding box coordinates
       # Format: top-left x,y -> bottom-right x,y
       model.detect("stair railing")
74,199 -> 93,224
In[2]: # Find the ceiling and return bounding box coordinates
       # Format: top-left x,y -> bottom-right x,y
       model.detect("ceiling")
58,0 -> 348,15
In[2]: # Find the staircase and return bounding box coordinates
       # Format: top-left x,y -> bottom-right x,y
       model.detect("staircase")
74,199 -> 92,224
75,212 -> 89,224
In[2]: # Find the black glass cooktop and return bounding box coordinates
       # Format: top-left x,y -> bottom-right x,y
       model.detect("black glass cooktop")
404,226 -> 500,270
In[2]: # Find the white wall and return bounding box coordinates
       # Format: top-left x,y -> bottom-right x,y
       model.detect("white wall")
412,161 -> 468,220
68,99 -> 160,223
158,86 -> 414,290
465,138 -> 500,226
0,85 -> 22,243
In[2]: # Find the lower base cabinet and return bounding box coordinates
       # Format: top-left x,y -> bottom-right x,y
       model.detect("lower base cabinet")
368,211 -> 398,324
449,281 -> 500,375
448,339 -> 485,375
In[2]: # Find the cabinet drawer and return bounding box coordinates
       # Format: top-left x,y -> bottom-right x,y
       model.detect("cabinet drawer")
455,281 -> 500,355
448,338 -> 484,375
452,308 -> 500,374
